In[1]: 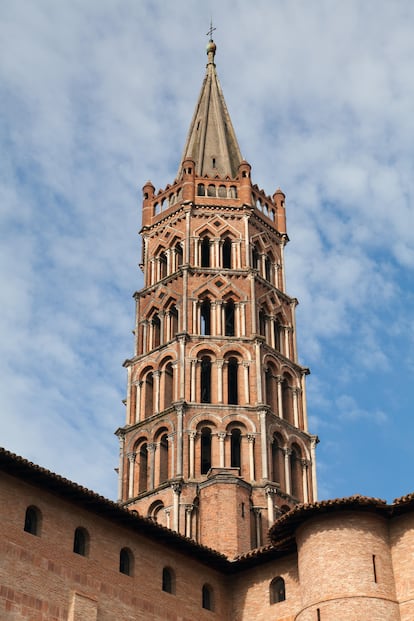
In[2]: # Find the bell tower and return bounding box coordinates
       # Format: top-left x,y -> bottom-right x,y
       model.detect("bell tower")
116,37 -> 318,558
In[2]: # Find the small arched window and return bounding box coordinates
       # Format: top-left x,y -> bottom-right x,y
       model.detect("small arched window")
228,357 -> 238,405
159,251 -> 167,279
159,433 -> 169,483
201,356 -> 212,403
170,305 -> 179,336
207,184 -> 216,197
24,506 -> 41,536
139,442 -> 148,493
270,576 -> 286,604
152,314 -> 161,348
175,242 -> 183,268
162,567 -> 175,594
200,299 -> 211,335
73,527 -> 89,556
201,237 -> 210,267
197,183 -> 205,196
225,300 -> 235,336
230,428 -> 241,468
222,237 -> 232,268
218,184 -> 226,198
265,256 -> 272,282
201,427 -> 212,474
119,548 -> 133,576
252,244 -> 260,271
202,584 -> 214,610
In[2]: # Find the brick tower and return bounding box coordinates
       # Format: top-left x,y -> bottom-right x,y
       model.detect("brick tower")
116,37 -> 318,558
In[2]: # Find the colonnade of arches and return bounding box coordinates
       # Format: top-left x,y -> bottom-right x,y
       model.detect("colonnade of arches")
125,423 -> 310,504
139,304 -> 179,354
197,182 -> 237,199
145,231 -> 283,287
264,361 -> 303,427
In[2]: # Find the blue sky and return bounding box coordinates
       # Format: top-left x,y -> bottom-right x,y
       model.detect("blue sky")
1,0 -> 413,503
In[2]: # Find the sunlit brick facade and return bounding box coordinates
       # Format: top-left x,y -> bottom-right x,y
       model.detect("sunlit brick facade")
116,38 -> 318,558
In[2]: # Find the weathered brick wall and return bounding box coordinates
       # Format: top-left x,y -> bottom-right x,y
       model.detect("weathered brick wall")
0,472 -> 231,621
295,511 -> 400,620
390,512 -> 414,621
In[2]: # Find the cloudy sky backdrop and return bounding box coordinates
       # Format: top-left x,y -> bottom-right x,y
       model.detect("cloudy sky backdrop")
1,0 -> 413,502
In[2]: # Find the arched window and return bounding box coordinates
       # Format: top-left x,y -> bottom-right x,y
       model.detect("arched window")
207,184 -> 216,197
152,314 -> 161,348
259,310 -> 266,337
201,427 -> 212,474
163,361 -> 173,407
252,244 -> 260,270
225,300 -> 235,336
274,318 -> 281,351
202,584 -> 214,610
144,372 -> 154,418
159,251 -> 167,279
265,256 -> 272,282
201,237 -> 210,267
175,242 -> 183,268
222,237 -> 232,268
290,444 -> 303,499
200,299 -> 211,335
218,185 -> 227,198
159,434 -> 169,483
281,378 -> 292,424
230,428 -> 241,468
271,434 -> 285,487
119,548 -> 133,576
228,357 -> 238,405
197,183 -> 205,196
138,443 -> 148,493
229,185 -> 237,198
270,576 -> 286,604
24,506 -> 41,536
200,356 -> 212,403
73,527 -> 89,556
170,305 -> 179,336
162,567 -> 175,594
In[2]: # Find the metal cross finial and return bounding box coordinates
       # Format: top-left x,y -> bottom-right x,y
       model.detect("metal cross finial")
206,19 -> 216,40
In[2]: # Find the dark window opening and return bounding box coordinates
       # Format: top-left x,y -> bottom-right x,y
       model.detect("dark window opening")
152,314 -> 161,348
225,300 -> 235,336
317,609 -> 321,621
259,310 -> 266,337
201,237 -> 210,267
265,256 -> 272,281
252,245 -> 260,270
212,157 -> 216,168
159,434 -> 169,483
223,238 -> 232,268
159,252 -> 167,279
270,576 -> 286,604
200,299 -> 211,335
162,567 -> 175,594
120,548 -> 133,576
228,357 -> 238,405
373,554 -> 377,583
202,584 -> 213,610
170,305 -> 178,336
73,527 -> 88,556
231,428 -> 241,468
207,184 -> 216,197
201,427 -> 212,474
197,183 -> 205,196
201,356 -> 212,403
176,243 -> 183,267
24,506 -> 40,536
139,443 -> 148,492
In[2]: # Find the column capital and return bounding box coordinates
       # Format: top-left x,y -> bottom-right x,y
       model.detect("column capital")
189,430 -> 197,440
217,432 -> 227,440
172,481 -> 182,494
247,434 -> 255,444
127,451 -> 136,463
147,442 -> 156,453
284,448 -> 292,457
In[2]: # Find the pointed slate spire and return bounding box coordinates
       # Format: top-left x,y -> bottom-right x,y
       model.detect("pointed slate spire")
179,37 -> 243,179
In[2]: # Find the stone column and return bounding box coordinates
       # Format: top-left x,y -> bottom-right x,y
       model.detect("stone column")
310,435 -> 318,501
243,362 -> 250,404
172,482 -> 182,533
283,326 -> 290,359
172,361 -> 179,403
165,508 -> 171,530
259,410 -> 268,479
302,460 -> 309,503
254,508 -> 262,547
117,432 -> 125,502
147,443 -> 156,490
142,321 -> 148,354
190,359 -> 197,402
284,448 -> 292,495
255,340 -> 262,403
218,432 -> 226,468
193,299 -> 198,334
179,336 -> 185,399
168,433 -> 175,478
266,486 -> 275,525
292,387 -> 299,428
217,359 -> 224,403
176,405 -> 183,477
127,452 -> 136,499
135,382 -> 142,423
301,373 -> 309,433
247,434 -> 255,481
185,505 -> 193,538
165,310 -> 171,342
240,302 -> 246,336
211,301 -> 217,336
277,375 -> 283,419
153,370 -> 160,413
216,301 -> 222,335
189,431 -> 196,478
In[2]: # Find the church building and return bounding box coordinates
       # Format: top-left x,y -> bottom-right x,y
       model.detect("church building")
1,37 -> 414,621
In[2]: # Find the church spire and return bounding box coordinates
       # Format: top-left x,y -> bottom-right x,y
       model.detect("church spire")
178,36 -> 243,179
